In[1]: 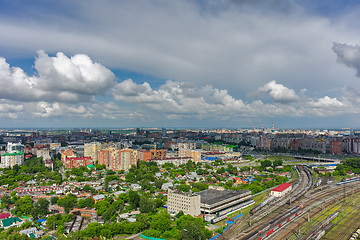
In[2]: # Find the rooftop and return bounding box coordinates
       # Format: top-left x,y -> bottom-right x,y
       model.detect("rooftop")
271,183 -> 292,192
197,189 -> 251,205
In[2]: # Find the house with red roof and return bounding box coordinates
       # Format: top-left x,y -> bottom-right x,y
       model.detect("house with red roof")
0,213 -> 10,220
270,183 -> 292,197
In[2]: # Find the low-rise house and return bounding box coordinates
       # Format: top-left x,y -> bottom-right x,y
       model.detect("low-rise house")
93,194 -> 105,202
1,217 -> 22,228
130,184 -> 141,191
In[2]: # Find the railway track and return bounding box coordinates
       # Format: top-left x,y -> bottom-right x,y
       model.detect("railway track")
219,166 -> 312,240
222,166 -> 360,240
267,181 -> 360,240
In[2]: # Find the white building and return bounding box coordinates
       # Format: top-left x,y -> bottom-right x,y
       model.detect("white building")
1,142 -> 25,168
167,188 -> 201,217
270,183 -> 292,197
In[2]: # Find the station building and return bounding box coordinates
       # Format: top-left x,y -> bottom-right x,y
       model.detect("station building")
198,189 -> 253,223
167,188 -> 253,223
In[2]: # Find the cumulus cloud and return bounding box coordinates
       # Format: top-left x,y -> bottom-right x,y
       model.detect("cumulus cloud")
309,96 -> 343,108
0,0 -> 358,98
259,80 -> 300,103
0,51 -> 115,103
333,43 -> 360,77
112,79 -> 305,119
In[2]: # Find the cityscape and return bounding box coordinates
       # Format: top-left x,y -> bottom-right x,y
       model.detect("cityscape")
0,127 -> 359,239
2,0 -> 360,240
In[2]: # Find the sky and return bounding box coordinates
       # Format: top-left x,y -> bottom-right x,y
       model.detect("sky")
1,0 -> 360,129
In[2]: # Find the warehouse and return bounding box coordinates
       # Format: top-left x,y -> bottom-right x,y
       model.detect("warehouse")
270,183 -> 292,197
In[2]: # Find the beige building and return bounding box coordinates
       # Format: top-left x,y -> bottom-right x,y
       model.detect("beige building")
178,149 -> 202,162
167,188 -> 200,217
36,149 -> 51,161
98,147 -> 137,172
84,142 -> 103,163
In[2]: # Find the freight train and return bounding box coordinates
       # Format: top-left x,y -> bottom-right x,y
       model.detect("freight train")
246,204 -> 305,240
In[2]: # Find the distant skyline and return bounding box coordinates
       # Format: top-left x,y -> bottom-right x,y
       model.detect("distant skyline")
1,1 -> 360,128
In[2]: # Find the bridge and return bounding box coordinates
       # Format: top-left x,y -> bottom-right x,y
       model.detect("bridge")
292,155 -> 341,164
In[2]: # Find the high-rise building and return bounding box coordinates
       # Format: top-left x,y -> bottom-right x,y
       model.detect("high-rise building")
98,147 -> 137,171
110,148 -> 137,172
0,142 -> 24,168
137,149 -> 152,162
178,149 -> 202,162
329,140 -> 343,154
98,146 -> 117,168
84,142 -> 103,164
0,151 -> 24,168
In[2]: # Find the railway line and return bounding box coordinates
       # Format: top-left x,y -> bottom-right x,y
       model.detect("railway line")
219,166 -> 313,240
243,181 -> 360,240
220,165 -> 360,240
268,182 -> 360,240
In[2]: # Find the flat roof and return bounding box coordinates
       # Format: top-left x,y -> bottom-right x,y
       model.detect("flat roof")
197,189 -> 250,206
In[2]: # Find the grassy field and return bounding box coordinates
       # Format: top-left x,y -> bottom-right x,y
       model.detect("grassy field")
265,155 -> 296,161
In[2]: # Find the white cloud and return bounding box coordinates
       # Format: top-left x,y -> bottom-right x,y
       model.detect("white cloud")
259,80 -> 300,103
0,51 -> 115,103
0,0 -> 359,98
0,101 -> 24,119
309,96 -> 343,108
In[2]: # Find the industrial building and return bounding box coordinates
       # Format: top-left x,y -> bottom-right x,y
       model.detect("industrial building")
167,188 -> 253,223
198,189 -> 253,223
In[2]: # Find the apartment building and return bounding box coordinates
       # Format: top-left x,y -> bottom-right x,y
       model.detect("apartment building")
178,149 -> 202,162
0,142 -> 25,168
84,142 -> 103,163
64,156 -> 92,169
98,147 -> 137,171
0,151 -> 24,168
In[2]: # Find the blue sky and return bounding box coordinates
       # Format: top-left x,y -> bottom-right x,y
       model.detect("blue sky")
1,0 -> 360,129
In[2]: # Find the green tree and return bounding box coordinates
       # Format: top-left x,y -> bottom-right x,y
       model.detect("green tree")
50,196 -> 59,204
0,194 -> 12,209
78,199 -> 86,208
261,160 -> 272,169
128,191 -> 140,209
175,211 -> 184,219
150,211 -> 172,233
85,197 -> 95,209
32,198 -> 49,219
15,195 -> 32,216
139,197 -> 155,213
177,184 -> 190,192
273,159 -> 283,168
46,215 -> 57,230
57,194 -> 77,214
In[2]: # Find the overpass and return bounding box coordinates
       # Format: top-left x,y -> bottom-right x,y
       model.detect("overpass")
292,155 -> 341,164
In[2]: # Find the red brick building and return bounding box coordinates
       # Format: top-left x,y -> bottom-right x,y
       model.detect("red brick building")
137,149 -> 152,162
61,149 -> 75,164
150,149 -> 167,159
329,140 -> 343,154
64,156 -> 92,169
98,149 -> 111,168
